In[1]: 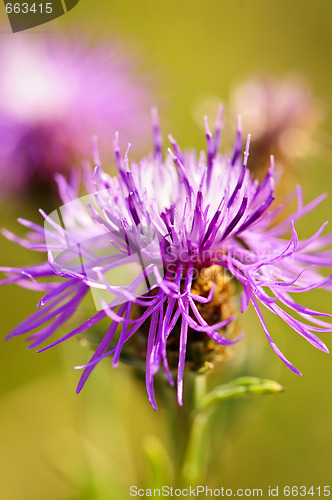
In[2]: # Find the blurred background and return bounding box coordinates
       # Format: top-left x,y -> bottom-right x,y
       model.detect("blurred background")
1,1 -> 332,499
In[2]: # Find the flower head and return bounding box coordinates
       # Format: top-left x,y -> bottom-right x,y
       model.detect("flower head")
1,108 -> 332,409
231,75 -> 323,175
0,34 -> 151,196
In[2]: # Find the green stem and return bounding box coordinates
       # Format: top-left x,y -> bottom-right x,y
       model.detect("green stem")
146,368 -> 284,489
180,374 -> 209,486
180,375 -> 284,485
181,409 -> 210,486
193,373 -> 207,408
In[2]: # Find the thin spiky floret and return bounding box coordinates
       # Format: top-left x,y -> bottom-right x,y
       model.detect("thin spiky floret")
1,108 -> 332,409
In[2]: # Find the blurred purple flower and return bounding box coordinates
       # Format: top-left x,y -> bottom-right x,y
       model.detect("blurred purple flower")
1,109 -> 332,410
0,34 -> 152,196
231,75 -> 323,174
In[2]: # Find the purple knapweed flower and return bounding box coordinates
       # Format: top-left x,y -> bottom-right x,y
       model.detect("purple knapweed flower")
0,34 -> 151,196
1,108 -> 332,410
231,75 -> 323,174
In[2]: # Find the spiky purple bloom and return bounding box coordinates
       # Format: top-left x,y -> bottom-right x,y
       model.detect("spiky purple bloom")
1,109 -> 332,410
0,34 -> 151,195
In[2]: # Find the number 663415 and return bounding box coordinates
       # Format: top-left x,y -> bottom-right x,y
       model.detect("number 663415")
5,3 -> 53,14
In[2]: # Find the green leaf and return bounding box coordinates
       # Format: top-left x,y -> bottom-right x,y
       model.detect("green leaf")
199,376 -> 284,410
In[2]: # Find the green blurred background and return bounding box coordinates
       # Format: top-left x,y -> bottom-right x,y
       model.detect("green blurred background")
1,1 -> 332,499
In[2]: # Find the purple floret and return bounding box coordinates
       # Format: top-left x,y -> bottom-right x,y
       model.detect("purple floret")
1,108 -> 332,409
